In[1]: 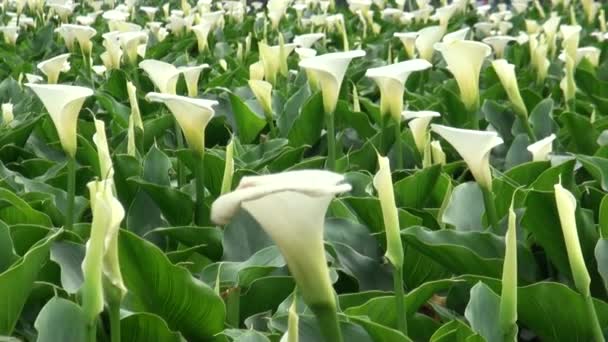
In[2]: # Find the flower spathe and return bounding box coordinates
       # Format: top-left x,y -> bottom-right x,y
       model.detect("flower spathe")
293,33 -> 325,48
210,170 -> 351,308
81,179 -> 126,322
527,133 -> 556,161
37,53 -> 71,84
431,124 -> 503,190
146,92 -> 217,154
554,183 -> 591,296
25,83 -> 93,157
560,24 -> 581,60
492,59 -> 528,118
139,59 -> 181,94
499,200 -> 518,334
179,64 -> 209,97
299,49 -> 366,114
365,59 -> 432,120
2,103 -> 13,125
56,24 -> 97,55
442,27 -> 470,44
415,25 -> 445,61
93,119 -> 114,180
249,80 -> 273,116
482,35 -> 515,58
560,54 -> 576,103
394,31 -> 418,58
402,110 -> 440,154
373,155 -> 403,268
258,41 -> 297,85
126,81 -> 143,131
434,40 -> 491,112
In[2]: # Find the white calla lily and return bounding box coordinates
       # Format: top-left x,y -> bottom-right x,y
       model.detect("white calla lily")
402,110 -> 440,154
482,35 -> 515,58
525,19 -> 540,34
101,32 -> 123,71
140,6 -> 158,20
81,178 -> 126,322
139,59 -> 181,94
2,103 -> 14,125
146,92 -> 217,153
474,22 -> 494,37
259,41 -> 297,85
210,170 -> 351,310
560,54 -> 576,103
542,16 -> 560,56
93,119 -> 114,180
0,26 -> 19,45
431,124 -> 503,190
117,31 -> 148,65
126,81 -> 143,131
559,47 -> 601,67
415,25 -> 445,61
554,183 -> 591,296
560,24 -> 581,60
373,155 -> 403,268
527,133 -> 556,161
37,53 -> 71,84
434,40 -> 491,111
442,27 -> 470,44
250,61 -> 265,81
56,24 -> 97,55
394,32 -> 418,58
492,59 -> 528,118
249,80 -> 273,116
432,3 -> 458,28
430,140 -> 446,165
293,33 -> 325,48
26,84 -> 93,156
365,59 -> 432,120
179,64 -> 209,97
267,0 -> 289,28
299,49 -> 366,114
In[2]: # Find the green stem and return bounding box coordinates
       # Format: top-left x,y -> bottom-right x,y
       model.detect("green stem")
393,119 -> 403,170
584,295 -> 605,342
194,152 -> 206,226
175,120 -> 186,187
87,321 -> 97,342
66,156 -> 76,231
225,286 -> 241,328
109,298 -> 121,342
325,111 -> 336,171
311,304 -> 343,342
393,266 -> 408,336
481,186 -> 498,232
265,111 -> 278,138
521,117 -> 537,142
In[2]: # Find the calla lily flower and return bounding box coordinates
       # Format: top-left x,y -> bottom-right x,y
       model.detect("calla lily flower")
146,93 -> 217,154
434,40 -> 491,112
374,154 -> 403,269
93,119 -> 114,180
492,59 -> 528,118
101,32 -> 123,71
394,32 -> 418,58
527,133 -> 556,161
249,80 -> 273,117
431,124 -> 503,190
560,55 -> 576,103
140,6 -> 158,20
0,25 -> 19,45
529,34 -> 550,84
26,84 -> 93,156
139,59 -> 181,94
474,22 -> 494,37
365,59 -> 432,120
267,0 -> 289,28
37,53 -> 71,84
432,3 -> 458,28
179,64 -> 209,97
118,31 -> 148,65
221,139 -> 235,195
2,103 -> 14,125
442,27 -> 470,44
554,183 -> 591,296
250,61 -> 265,81
295,48 -> 319,90
560,24 -> 581,60
191,10 -> 224,52
542,16 -> 560,56
81,178 -> 126,322
56,24 -> 97,55
126,81 -> 143,131
402,110 -> 440,155
430,140 -> 446,165
299,49 -> 366,114
482,36 -> 515,58
294,33 -> 325,48
210,170 -> 351,311
415,25 -> 445,61
258,41 -> 297,85
525,19 -> 540,34
558,47 -> 601,67
499,201 -> 518,336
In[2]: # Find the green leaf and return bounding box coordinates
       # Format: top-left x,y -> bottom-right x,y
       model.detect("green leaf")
34,297 -> 88,342
129,178 -> 194,226
0,229 -> 60,335
119,229 -> 226,341
229,93 -> 267,144
121,313 -> 183,342
464,282 -> 502,342
393,165 -> 442,209
287,92 -> 324,147
529,98 -> 555,139
145,226 -> 223,260
441,182 -> 485,231
577,155 -> 608,191
0,188 -> 52,227
595,239 -> 608,293
0,221 -> 16,273
560,112 -> 599,155
50,241 -> 85,294
430,320 -> 482,342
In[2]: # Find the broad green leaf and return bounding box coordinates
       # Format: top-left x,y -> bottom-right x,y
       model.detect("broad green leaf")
229,93 -> 267,144
121,313 -> 183,342
287,92 -> 324,147
464,282 -> 502,342
34,297 -> 88,342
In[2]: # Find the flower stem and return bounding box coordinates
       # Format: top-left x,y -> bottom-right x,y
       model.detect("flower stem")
584,295 -> 605,342
66,156 -> 76,231
325,111 -> 336,171
481,186 -> 498,232
311,304 -> 343,342
265,111 -> 278,138
194,152 -> 206,226
521,117 -> 537,142
393,265 -> 408,336
393,119 -> 404,170
108,297 -> 121,342
174,120 -> 186,187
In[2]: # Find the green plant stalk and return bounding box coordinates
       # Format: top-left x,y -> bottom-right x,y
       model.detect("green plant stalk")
86,321 -> 97,342
393,265 -> 408,336
521,117 -> 537,142
194,151 -> 206,226
264,111 -> 278,138
108,296 -> 121,342
325,111 -> 336,171
393,119 -> 404,170
66,156 -> 76,231
175,120 -> 186,187
481,186 -> 498,231
583,294 -> 604,342
311,304 -> 343,342
225,286 -> 241,328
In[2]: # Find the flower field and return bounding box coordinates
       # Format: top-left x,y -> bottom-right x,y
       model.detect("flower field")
1,0 -> 608,341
